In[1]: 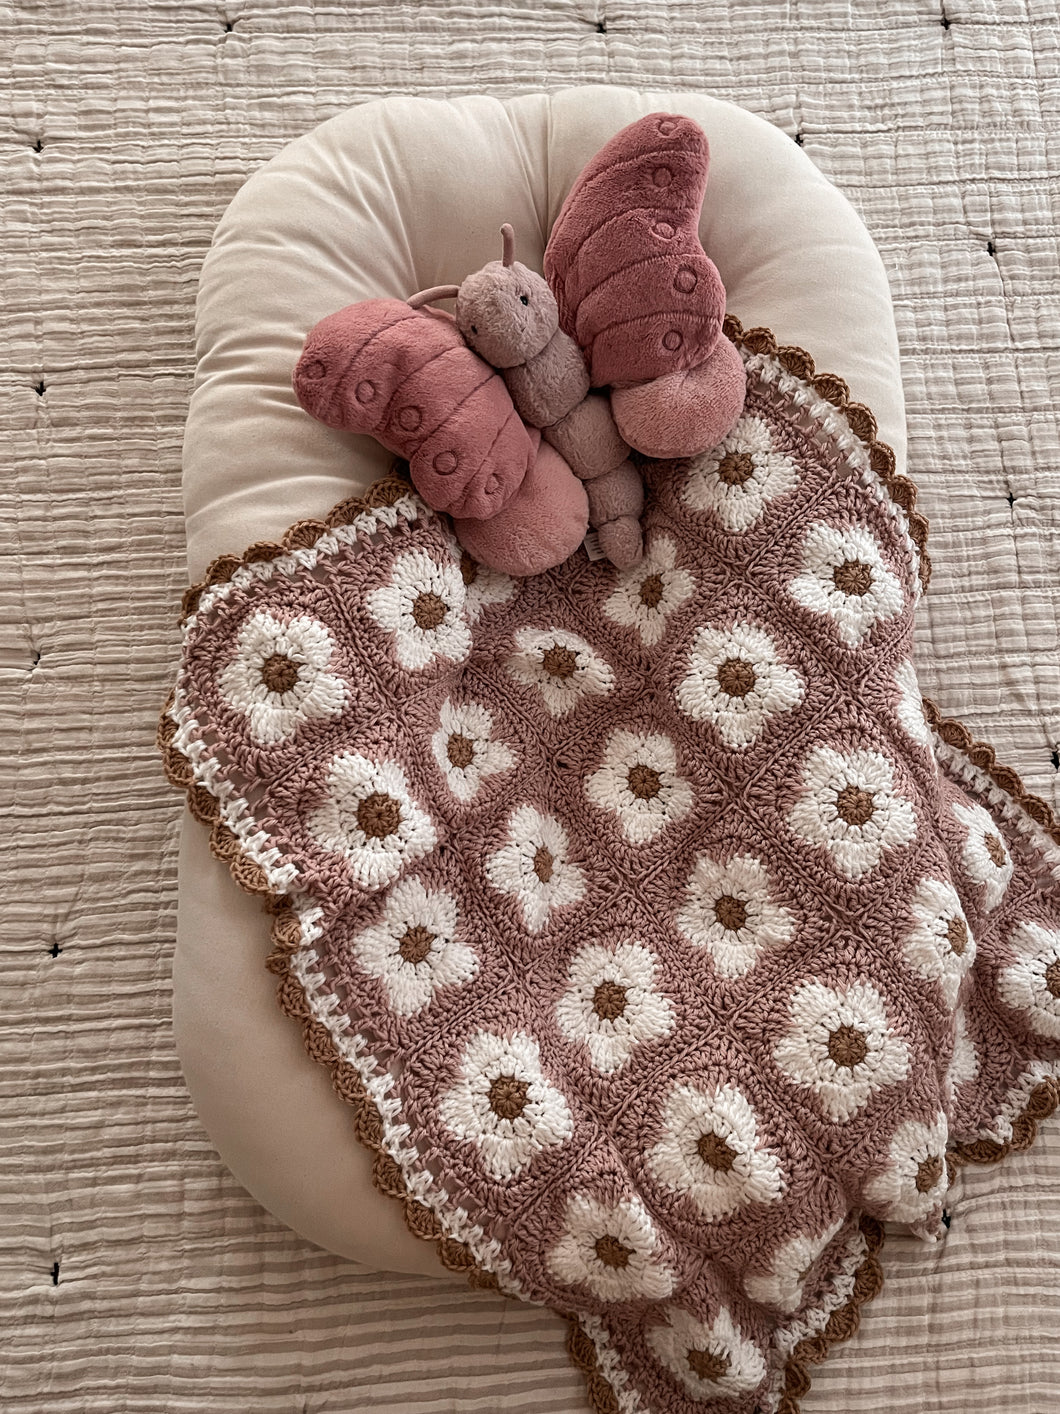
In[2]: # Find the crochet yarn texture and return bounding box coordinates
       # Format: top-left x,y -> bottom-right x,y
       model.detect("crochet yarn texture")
162,321 -> 1060,1414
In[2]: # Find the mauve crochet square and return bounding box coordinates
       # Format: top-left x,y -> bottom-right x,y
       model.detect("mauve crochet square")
162,322 -> 1060,1414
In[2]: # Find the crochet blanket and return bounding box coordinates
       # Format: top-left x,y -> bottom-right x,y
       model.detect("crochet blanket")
160,320 -> 1060,1414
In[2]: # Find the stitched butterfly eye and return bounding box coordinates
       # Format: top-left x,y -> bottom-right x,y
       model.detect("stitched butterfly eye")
519,295 -> 529,305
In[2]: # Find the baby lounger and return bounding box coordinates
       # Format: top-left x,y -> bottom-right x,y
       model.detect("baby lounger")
175,86 -> 907,1278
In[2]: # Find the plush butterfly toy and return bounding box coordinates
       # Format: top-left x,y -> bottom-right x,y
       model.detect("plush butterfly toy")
293,113 -> 746,576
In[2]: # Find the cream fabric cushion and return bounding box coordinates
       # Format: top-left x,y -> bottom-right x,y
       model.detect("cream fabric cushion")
174,85 -> 906,1276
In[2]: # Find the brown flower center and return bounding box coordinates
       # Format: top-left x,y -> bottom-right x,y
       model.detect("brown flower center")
716,451 -> 755,487
532,846 -> 554,883
356,791 -> 402,840
832,559 -> 874,596
459,552 -> 478,586
397,925 -> 435,964
984,832 -> 1007,868
541,644 -> 578,679
594,1234 -> 634,1269
592,980 -> 628,1021
716,657 -> 756,698
713,895 -> 747,932
488,1074 -> 529,1121
835,784 -> 875,826
446,733 -> 475,769
686,1346 -> 730,1382
915,1153 -> 944,1193
638,573 -> 665,608
696,1131 -> 737,1172
827,1024 -> 869,1069
628,763 -> 662,799
945,915 -> 968,957
260,652 -> 300,694
1044,958 -> 1060,999
411,591 -> 448,630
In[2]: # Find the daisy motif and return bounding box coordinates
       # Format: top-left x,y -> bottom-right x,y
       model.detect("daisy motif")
674,621 -> 804,749
430,699 -> 516,803
584,730 -> 694,844
647,1082 -> 785,1221
438,1030 -> 573,1182
946,1010 -> 979,1096
555,941 -> 676,1074
788,746 -> 918,881
505,626 -> 614,718
953,800 -> 1013,911
893,660 -> 934,750
646,1305 -> 767,1401
997,922 -> 1060,1040
788,522 -> 905,647
862,1112 -> 949,1228
546,1192 -> 676,1302
681,413 -> 800,532
601,534 -> 694,646
456,549 -> 516,622
307,753 -> 436,891
217,610 -> 347,745
350,877 -> 477,1016
365,548 -> 471,671
485,805 -> 587,934
744,1216 -> 845,1313
902,877 -> 976,1009
773,980 -> 911,1123
675,853 -> 796,980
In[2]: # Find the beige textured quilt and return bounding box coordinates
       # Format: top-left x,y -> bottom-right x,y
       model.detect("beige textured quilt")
3,2 -> 1059,1411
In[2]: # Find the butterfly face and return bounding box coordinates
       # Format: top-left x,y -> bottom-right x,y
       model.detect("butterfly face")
455,260 -> 558,370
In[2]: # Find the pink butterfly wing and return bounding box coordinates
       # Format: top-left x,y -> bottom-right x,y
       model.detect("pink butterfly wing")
293,299 -> 532,518
544,113 -> 726,387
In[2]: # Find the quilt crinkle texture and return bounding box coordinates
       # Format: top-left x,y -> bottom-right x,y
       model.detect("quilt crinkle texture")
3,2 -> 1060,1412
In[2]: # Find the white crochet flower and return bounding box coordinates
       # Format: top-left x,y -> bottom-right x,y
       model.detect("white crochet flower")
862,1112 -> 949,1227
601,533 -> 694,646
893,659 -> 934,749
674,621 -> 804,749
773,980 -> 911,1123
438,1030 -> 573,1182
997,922 -> 1060,1040
681,413 -> 800,532
675,853 -> 795,980
584,729 -> 694,845
485,805 -> 587,934
456,549 -> 516,622
365,548 -> 472,671
953,800 -> 1013,912
505,626 -> 613,718
903,877 -> 976,1009
555,940 -> 676,1074
350,877 -> 477,1016
946,1010 -> 979,1098
646,1305 -> 767,1402
647,1082 -> 785,1221
430,698 -> 516,803
744,1216 -> 845,1313
788,522 -> 905,647
217,610 -> 347,745
546,1192 -> 676,1303
307,753 -> 436,891
788,745 -> 917,880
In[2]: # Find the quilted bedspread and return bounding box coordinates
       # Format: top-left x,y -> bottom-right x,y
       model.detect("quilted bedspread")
3,3 -> 1059,1412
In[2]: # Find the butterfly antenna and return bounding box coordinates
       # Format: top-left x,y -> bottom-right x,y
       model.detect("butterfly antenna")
501,223 -> 515,267
407,284 -> 460,309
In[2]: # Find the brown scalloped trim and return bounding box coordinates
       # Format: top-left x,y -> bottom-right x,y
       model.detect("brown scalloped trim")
159,326 -> 1060,1413
724,314 -> 932,592
178,472 -> 414,624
